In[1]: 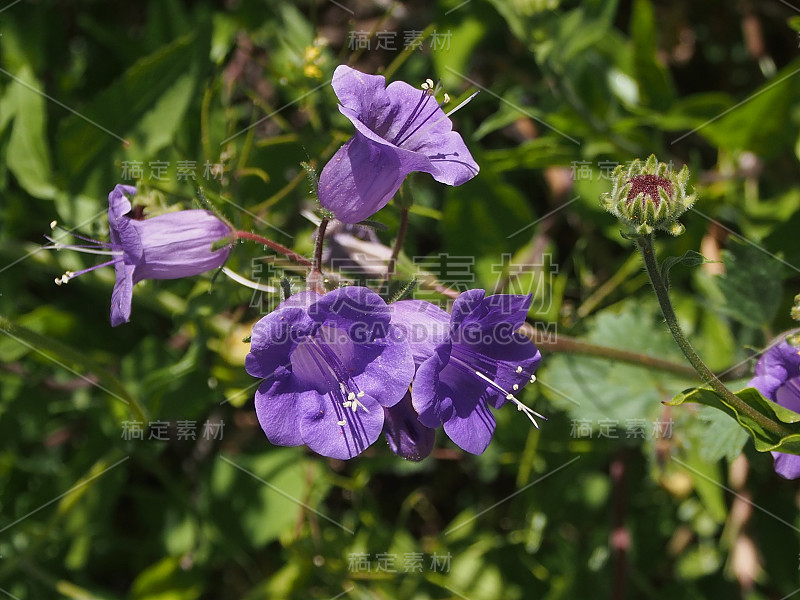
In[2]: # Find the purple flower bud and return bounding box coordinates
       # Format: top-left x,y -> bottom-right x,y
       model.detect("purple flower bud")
245,286 -> 415,460
51,185 -> 234,326
319,65 -> 479,224
748,338 -> 800,479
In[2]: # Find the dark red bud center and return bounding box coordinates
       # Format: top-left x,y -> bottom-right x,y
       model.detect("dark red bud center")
626,175 -> 673,207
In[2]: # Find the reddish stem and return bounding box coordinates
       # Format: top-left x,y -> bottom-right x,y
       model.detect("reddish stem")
234,230 -> 311,267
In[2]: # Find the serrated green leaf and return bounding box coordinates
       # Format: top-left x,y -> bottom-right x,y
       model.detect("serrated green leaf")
696,405 -> 750,463
713,240 -> 783,328
540,299 -> 695,426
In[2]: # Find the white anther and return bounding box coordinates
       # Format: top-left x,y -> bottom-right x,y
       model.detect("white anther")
443,93 -> 451,104
426,78 -> 434,89
530,374 -> 537,383
347,392 -> 356,401
356,391 -> 365,398
55,273 -> 72,286
516,366 -> 523,374
50,220 -> 58,229
513,384 -> 519,391
421,81 -> 429,90
342,401 -> 352,408
337,420 -> 347,426
506,393 -> 514,400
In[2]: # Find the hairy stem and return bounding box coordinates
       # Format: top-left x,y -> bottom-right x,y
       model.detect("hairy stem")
636,234 -> 790,438
385,206 -> 409,282
307,218 -> 329,294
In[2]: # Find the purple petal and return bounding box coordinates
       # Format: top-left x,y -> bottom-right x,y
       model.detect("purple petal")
449,289 -> 488,328
298,390 -> 384,459
110,262 -> 134,327
254,376 -> 306,447
318,134 -> 413,224
311,285 -> 390,333
332,66 -> 478,186
246,307 -> 316,378
456,334 -> 541,409
130,210 -> 232,282
772,451 -> 800,480
109,211 -> 143,263
748,375 -> 783,401
307,293 -> 413,407
775,378 -> 800,414
349,325 -> 415,408
383,391 -> 436,461
750,340 -> 800,400
389,299 -> 451,367
330,65 -> 394,134
412,347 -> 456,428
108,184 -> 137,222
442,398 -> 495,455
321,65 -> 479,223
381,80 -> 479,185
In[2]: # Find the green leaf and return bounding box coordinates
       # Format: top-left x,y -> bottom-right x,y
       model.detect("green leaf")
660,250 -> 711,285
667,386 -> 800,454
702,58 -> 800,157
630,0 -> 675,110
212,451 -> 331,548
435,17 -> 486,90
57,32 -> 204,184
540,298 -> 695,426
696,406 -> 750,463
130,556 -> 202,600
6,65 -> 57,199
712,240 -> 783,329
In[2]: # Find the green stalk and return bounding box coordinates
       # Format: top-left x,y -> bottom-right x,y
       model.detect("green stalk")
635,234 -> 789,438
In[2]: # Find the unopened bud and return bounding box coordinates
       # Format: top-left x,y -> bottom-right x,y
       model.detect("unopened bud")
600,154 -> 696,237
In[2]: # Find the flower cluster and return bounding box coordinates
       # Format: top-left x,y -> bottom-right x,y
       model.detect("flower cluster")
51,65 -> 541,460
245,287 -> 542,459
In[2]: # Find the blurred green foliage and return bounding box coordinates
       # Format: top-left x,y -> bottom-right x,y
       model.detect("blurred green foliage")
1,1 -> 800,598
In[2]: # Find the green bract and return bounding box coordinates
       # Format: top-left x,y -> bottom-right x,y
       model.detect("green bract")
600,154 -> 696,237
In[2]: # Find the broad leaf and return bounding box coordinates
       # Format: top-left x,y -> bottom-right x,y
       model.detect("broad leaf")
667,386 -> 800,454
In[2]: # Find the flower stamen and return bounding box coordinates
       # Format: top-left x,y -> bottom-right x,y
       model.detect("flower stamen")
448,354 -> 546,427
302,338 -> 369,415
